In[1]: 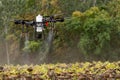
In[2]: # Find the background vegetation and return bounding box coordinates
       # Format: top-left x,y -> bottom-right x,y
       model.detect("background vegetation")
0,0 -> 120,64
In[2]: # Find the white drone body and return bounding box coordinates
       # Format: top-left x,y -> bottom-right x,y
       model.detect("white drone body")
36,14 -> 43,32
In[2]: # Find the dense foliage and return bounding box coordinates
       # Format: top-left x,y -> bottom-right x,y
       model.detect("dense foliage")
63,7 -> 111,54
0,62 -> 120,80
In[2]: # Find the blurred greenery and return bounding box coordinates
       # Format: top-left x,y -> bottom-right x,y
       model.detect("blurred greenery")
0,0 -> 120,62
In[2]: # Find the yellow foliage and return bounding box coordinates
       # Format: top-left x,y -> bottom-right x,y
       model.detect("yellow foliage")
84,7 -> 99,17
0,62 -> 120,79
42,0 -> 48,7
22,13 -> 36,20
72,11 -> 83,17
50,0 -> 58,7
90,7 -> 99,12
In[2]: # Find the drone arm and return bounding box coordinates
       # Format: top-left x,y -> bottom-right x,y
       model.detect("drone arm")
14,20 -> 35,26
14,20 -> 23,24
24,21 -> 35,26
43,18 -> 64,23
55,18 -> 64,22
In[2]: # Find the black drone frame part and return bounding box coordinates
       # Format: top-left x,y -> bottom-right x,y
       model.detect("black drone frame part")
14,20 -> 35,26
43,15 -> 64,22
14,17 -> 64,26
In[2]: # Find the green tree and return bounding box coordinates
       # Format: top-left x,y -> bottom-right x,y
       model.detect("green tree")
62,7 -> 111,55
105,0 -> 120,55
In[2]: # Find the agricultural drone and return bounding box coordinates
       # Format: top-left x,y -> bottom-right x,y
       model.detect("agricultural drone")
14,14 -> 64,40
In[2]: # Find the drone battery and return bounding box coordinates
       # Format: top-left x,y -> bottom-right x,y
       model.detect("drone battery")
36,27 -> 43,32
